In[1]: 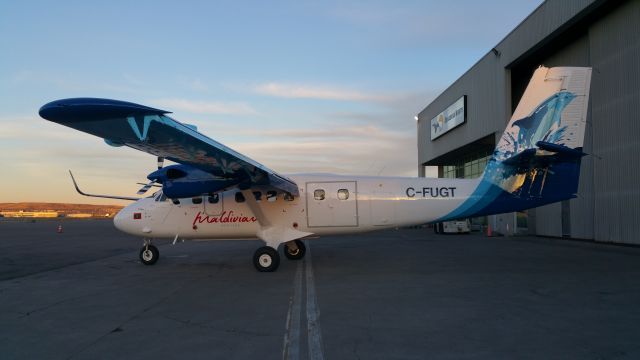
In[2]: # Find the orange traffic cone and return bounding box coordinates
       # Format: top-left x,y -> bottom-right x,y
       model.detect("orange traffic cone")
57,224 -> 63,233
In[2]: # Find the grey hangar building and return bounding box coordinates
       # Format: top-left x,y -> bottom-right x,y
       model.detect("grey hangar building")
416,0 -> 639,244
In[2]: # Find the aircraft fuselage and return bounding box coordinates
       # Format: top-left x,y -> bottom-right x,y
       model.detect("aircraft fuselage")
114,174 -> 480,240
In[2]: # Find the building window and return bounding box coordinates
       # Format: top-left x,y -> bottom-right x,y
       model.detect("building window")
337,189 -> 349,200
441,150 -> 492,179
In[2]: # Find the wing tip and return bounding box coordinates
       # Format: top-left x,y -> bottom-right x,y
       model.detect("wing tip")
39,98 -> 170,122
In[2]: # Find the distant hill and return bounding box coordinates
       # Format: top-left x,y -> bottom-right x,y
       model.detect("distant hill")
0,203 -> 123,215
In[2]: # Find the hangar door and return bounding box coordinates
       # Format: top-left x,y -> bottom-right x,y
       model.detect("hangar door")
306,181 -> 358,227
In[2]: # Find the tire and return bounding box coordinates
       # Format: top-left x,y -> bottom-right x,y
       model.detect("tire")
139,244 -> 159,265
284,239 -> 306,260
253,246 -> 280,272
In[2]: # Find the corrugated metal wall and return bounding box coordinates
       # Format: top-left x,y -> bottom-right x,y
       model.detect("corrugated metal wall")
417,56 -> 506,164
417,0 -> 640,244
589,0 -> 640,244
536,33 -> 593,238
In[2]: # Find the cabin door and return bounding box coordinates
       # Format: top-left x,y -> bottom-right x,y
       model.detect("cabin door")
306,181 -> 358,227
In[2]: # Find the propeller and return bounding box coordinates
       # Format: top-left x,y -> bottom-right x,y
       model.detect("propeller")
136,156 -> 164,195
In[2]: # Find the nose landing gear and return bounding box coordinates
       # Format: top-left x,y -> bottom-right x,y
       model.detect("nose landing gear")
139,239 -> 159,265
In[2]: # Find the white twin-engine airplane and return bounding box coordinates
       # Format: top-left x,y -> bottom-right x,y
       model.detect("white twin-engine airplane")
40,66 -> 592,272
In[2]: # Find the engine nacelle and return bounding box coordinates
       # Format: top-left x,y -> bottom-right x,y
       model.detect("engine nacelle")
147,164 -> 239,199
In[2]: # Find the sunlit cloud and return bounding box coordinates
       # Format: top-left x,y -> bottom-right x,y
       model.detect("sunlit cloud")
150,98 -> 258,115
253,82 -> 395,103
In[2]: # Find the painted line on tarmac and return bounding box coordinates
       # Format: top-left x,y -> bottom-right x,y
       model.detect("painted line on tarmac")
282,242 -> 324,360
282,260 -> 303,360
305,245 -> 324,360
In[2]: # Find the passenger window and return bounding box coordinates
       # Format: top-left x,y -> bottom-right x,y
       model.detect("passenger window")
266,191 -> 277,202
172,199 -> 180,205
208,193 -> 219,204
253,191 -> 262,201
192,197 -> 203,204
337,189 -> 349,200
314,189 -> 325,201
284,192 -> 294,201
235,192 -> 245,203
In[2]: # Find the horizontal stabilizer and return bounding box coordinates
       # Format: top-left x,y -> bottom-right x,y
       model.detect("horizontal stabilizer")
536,141 -> 587,158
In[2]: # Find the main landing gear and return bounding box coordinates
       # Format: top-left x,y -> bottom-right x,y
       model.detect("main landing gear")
284,239 -> 306,260
252,239 -> 307,272
139,239 -> 159,265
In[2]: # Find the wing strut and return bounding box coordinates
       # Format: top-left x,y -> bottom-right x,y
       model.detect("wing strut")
241,190 -> 313,249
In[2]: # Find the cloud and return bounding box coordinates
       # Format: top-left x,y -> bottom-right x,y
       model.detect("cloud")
253,82 -> 394,103
150,98 -> 257,115
223,123 -> 418,177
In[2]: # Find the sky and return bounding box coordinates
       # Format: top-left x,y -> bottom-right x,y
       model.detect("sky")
0,0 -> 542,205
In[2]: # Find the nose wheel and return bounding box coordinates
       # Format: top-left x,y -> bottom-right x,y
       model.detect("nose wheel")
253,246 -> 280,272
139,243 -> 159,265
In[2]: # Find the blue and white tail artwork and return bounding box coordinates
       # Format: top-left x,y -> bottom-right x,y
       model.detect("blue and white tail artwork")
439,66 -> 592,221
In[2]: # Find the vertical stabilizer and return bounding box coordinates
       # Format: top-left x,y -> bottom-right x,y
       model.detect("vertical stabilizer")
495,66 -> 592,161
439,66 -> 592,221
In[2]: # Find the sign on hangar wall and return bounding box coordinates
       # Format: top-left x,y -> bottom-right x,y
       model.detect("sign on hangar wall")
430,95 -> 466,140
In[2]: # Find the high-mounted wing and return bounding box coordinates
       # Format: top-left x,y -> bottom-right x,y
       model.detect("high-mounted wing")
39,98 -> 298,196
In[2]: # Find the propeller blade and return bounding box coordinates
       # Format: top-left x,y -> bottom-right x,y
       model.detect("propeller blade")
137,181 -> 156,195
136,182 -> 161,188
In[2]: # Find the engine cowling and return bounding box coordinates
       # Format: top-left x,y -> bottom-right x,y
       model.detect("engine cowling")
147,164 -> 240,198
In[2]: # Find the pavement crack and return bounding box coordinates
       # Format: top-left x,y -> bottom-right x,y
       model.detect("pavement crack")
65,281 -> 189,360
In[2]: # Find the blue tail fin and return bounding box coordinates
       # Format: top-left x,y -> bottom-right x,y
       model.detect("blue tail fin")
441,66 -> 592,220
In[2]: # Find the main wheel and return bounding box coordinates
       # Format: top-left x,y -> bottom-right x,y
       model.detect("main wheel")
139,244 -> 159,265
284,239 -> 306,260
253,246 -> 280,272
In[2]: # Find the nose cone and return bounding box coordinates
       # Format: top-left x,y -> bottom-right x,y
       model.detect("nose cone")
113,205 -> 140,235
113,208 -> 128,233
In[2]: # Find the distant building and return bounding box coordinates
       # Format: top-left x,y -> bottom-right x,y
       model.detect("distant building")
0,210 -> 59,218
66,213 -> 93,218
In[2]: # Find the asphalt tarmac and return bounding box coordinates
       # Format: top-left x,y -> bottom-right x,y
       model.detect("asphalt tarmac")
1,219 -> 640,359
